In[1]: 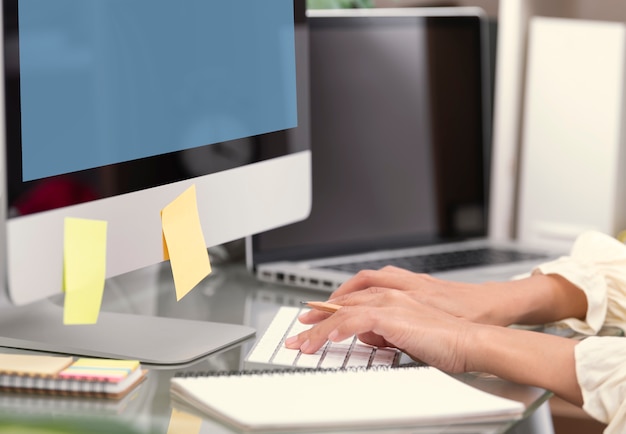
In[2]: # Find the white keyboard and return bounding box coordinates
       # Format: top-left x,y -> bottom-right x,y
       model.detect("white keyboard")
244,306 -> 401,371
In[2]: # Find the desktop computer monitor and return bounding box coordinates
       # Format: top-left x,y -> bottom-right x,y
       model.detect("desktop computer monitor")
0,0 -> 311,364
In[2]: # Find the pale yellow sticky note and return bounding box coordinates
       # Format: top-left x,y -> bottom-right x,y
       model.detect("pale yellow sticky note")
167,408 -> 202,434
161,185 -> 212,301
70,358 -> 140,369
63,217 -> 107,325
0,354 -> 73,376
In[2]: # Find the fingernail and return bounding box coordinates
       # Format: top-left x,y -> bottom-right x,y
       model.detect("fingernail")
284,336 -> 297,347
301,339 -> 311,353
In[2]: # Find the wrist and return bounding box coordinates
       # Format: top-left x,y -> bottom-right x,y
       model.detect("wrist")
461,323 -> 494,373
463,324 -> 533,378
479,280 -> 531,326
481,274 -> 586,326
515,274 -> 587,325
463,323 -> 582,404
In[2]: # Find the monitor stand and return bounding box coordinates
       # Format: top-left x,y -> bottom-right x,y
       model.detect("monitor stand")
0,299 -> 255,365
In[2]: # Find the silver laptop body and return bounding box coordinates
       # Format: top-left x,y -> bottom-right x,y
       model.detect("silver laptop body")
246,7 -> 564,292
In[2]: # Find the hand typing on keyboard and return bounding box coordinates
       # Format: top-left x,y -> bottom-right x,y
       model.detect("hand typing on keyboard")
284,290 -> 475,373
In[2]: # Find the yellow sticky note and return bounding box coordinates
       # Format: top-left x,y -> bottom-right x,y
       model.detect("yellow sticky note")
167,408 -> 202,434
63,217 -> 107,325
161,185 -> 212,301
70,358 -> 140,370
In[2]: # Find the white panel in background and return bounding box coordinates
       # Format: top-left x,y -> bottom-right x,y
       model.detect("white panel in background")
517,17 -> 626,248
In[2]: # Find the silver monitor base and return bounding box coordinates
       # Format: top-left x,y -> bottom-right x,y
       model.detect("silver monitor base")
0,300 -> 255,365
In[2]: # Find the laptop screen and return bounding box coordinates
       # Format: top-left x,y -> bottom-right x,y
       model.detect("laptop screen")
249,8 -> 491,265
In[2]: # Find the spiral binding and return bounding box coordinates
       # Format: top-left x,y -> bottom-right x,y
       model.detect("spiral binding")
0,367 -> 146,398
0,373 -> 120,397
173,362 -> 424,379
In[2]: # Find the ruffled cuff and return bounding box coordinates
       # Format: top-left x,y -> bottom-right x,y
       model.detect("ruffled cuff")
575,336 -> 626,429
531,231 -> 626,334
534,257 -> 607,334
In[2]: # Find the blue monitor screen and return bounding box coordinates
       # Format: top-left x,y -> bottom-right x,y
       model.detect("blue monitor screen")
17,0 -> 297,181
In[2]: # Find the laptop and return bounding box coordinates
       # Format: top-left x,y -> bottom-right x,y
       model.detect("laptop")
246,7 -> 564,291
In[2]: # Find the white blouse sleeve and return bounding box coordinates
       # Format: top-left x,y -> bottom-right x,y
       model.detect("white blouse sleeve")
575,336 -> 626,432
532,230 -> 626,334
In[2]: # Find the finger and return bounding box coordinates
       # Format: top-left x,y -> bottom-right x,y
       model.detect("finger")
330,286 -> 406,309
378,265 -> 416,275
292,292 -> 417,353
297,308 -> 332,324
330,268 -> 426,299
299,286 -> 399,325
356,331 -> 392,348
284,308 -> 350,353
322,305 -> 403,347
377,265 -> 440,285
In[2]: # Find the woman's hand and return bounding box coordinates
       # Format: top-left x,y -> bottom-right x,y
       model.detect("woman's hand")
298,266 -> 587,327
286,290 -> 474,373
285,287 -> 583,405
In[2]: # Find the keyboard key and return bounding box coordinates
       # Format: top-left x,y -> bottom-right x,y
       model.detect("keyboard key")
245,306 -> 300,365
296,344 -> 326,368
345,348 -> 374,368
320,353 -> 347,369
320,341 -> 352,368
372,348 -> 398,366
272,345 -> 299,366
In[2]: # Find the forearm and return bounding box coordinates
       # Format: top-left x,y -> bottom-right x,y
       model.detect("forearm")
486,274 -> 588,326
466,324 -> 582,405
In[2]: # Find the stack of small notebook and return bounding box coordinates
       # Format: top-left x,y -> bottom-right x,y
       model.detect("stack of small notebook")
0,353 -> 147,399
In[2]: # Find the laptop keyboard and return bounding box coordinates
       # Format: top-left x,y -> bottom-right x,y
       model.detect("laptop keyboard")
245,306 -> 401,371
321,247 -> 548,275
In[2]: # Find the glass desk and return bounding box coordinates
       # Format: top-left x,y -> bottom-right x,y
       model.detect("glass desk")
0,260 -> 552,434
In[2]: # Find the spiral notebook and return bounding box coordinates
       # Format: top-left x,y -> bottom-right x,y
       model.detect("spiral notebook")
0,353 -> 147,398
170,366 -> 525,432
